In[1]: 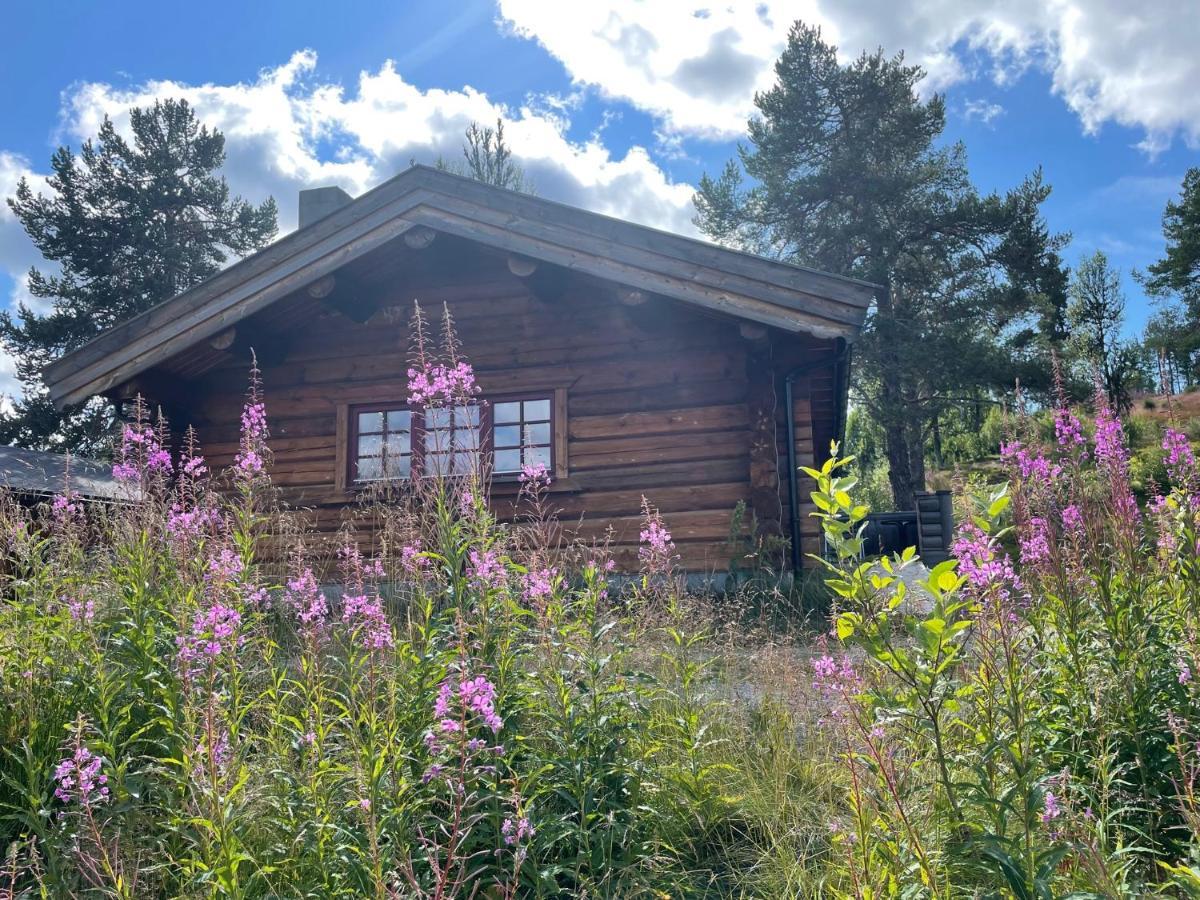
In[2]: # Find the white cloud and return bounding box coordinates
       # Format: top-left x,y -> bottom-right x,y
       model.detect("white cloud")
496,0 -> 1200,152
0,50 -> 701,404
963,98 -> 1005,127
0,152 -> 48,299
54,51 -> 697,236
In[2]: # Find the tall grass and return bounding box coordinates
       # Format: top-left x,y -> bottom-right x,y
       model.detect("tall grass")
6,310 -> 1200,896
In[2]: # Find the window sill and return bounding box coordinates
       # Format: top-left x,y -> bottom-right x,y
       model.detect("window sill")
328,475 -> 582,503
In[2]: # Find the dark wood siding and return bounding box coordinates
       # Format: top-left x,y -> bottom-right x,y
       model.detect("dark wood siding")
165,266 -> 837,572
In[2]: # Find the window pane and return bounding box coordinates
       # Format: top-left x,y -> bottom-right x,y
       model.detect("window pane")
383,455 -> 410,479
494,401 -> 521,424
453,451 -> 476,474
426,407 -> 451,429
526,446 -> 551,469
459,404 -> 480,426
426,451 -> 450,476
386,410 -> 411,432
525,399 -> 551,420
357,456 -> 382,480
495,448 -> 522,473
383,435 -> 410,460
526,422 -> 551,446
454,429 -> 479,451
426,428 -> 451,453
358,434 -> 383,457
358,411 -> 384,434
494,424 -> 521,448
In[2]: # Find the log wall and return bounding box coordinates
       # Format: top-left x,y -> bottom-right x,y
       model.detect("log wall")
174,270 -> 837,572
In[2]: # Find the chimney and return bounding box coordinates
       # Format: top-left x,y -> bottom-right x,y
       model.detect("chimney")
298,186 -> 353,229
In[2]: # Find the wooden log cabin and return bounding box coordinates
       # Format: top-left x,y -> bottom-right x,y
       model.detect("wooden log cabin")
41,166 -> 878,574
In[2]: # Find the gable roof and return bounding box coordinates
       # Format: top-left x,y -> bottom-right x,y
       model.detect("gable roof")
43,165 -> 880,408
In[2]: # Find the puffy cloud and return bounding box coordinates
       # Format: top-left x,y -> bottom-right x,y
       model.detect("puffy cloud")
53,50 -> 697,235
0,50 -> 700,403
962,99 -> 1005,127
496,0 -> 1200,151
0,153 -> 48,297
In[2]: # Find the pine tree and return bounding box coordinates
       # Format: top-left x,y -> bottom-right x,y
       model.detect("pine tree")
694,23 -> 1068,508
1,98 -> 278,454
1066,252 -> 1146,412
436,118 -> 533,193
1146,168 -> 1200,314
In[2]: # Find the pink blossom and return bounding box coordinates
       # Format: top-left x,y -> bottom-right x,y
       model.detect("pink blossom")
51,491 -> 82,526
285,568 -> 329,631
406,361 -> 480,407
342,592 -> 393,650
112,423 -> 171,482
53,745 -> 109,807
519,461 -> 551,487
66,596 -> 95,623
167,504 -> 223,543
1054,408 -> 1087,456
468,548 -> 506,590
522,566 -> 557,606
1018,516 -> 1052,567
400,541 -> 429,575
176,602 -> 243,680
952,522 -> 1023,606
235,401 -> 268,477
1041,791 -> 1062,824
1164,428 -> 1196,485
1000,440 -> 1061,482
502,816 -> 534,845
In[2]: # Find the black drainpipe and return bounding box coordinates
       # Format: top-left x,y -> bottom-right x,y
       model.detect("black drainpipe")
785,337 -> 851,575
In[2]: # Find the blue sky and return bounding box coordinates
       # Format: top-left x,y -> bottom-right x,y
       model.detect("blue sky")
1,0 -> 1198,393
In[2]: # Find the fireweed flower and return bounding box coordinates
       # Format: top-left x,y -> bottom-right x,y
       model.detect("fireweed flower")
1000,440 -> 1061,483
1018,516 -> 1052,568
519,460 -> 551,488
1061,504 -> 1085,536
167,504 -> 223,545
192,730 -> 233,785
205,547 -> 245,586
1151,495 -> 1180,557
1092,404 -> 1142,531
342,592 -> 393,650
285,568 -> 329,631
1054,408 -> 1088,459
53,745 -> 109,807
425,672 -> 505,764
180,454 -> 208,478
522,566 -> 557,606
1041,791 -> 1062,824
234,397 -> 268,477
176,602 -> 243,681
51,491 -> 82,526
1164,428 -> 1197,487
811,650 -> 864,725
400,540 -> 429,576
1180,660 -> 1193,685
112,423 -> 171,482
406,361 -> 480,407
952,522 -> 1023,607
468,548 -> 506,590
66,596 -> 96,624
502,814 -> 534,857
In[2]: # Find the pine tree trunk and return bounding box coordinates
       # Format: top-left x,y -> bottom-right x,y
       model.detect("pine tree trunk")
885,419 -> 917,511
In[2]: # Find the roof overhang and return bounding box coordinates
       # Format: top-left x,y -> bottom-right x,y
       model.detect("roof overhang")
43,165 -> 880,408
